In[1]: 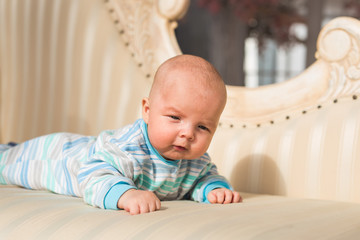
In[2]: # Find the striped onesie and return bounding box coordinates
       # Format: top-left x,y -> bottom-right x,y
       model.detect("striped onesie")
0,119 -> 231,209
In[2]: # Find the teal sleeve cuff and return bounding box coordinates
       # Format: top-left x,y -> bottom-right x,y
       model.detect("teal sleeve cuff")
104,183 -> 137,210
203,181 -> 232,203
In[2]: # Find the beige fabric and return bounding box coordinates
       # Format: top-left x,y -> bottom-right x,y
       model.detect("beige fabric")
1,185 -> 360,240
210,96 -> 360,203
0,0 -> 185,143
208,17 -> 360,203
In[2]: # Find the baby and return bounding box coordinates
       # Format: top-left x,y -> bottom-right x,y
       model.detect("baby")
0,54 -> 241,215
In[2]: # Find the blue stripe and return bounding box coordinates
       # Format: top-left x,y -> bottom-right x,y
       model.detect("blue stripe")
20,142 -> 30,188
104,183 -> 136,210
88,143 -> 96,158
111,120 -> 141,143
77,162 -> 117,183
63,137 -> 90,151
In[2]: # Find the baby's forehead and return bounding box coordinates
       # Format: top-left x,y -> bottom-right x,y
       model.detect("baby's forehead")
150,55 -> 226,102
158,66 -> 220,89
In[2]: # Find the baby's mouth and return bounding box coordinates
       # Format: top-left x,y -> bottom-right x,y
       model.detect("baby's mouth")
173,145 -> 187,151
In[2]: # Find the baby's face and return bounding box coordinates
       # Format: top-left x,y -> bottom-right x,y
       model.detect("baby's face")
142,69 -> 225,161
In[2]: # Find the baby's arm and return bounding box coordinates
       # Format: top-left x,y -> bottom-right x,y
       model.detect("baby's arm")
117,189 -> 161,215
189,159 -> 242,204
207,188 -> 242,204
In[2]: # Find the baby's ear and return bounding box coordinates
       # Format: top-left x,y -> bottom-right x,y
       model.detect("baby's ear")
142,98 -> 150,123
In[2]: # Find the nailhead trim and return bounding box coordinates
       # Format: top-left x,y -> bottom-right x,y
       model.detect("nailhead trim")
104,0 -> 152,80
219,96 -> 359,129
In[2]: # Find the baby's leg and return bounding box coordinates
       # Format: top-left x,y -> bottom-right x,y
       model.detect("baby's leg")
0,133 -> 91,197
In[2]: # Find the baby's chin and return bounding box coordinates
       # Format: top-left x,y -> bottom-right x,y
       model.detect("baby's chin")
161,152 -> 204,161
161,153 -> 181,161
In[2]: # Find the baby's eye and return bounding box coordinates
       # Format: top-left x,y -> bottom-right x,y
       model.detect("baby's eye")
198,125 -> 209,132
169,115 -> 180,120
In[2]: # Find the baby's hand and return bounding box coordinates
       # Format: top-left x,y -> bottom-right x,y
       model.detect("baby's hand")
207,188 -> 242,204
117,189 -> 161,215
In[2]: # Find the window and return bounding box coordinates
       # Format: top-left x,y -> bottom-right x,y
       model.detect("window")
176,0 -> 357,87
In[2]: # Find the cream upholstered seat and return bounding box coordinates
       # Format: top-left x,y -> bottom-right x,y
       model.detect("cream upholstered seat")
1,185 -> 360,240
1,0 -> 360,239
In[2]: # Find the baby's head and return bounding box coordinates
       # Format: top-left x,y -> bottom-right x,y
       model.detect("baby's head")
142,54 -> 226,160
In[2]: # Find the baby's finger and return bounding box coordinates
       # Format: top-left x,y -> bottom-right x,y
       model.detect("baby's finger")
149,198 -> 161,212
216,190 -> 225,203
155,198 -> 161,210
207,191 -> 217,203
139,203 -> 150,214
232,192 -> 242,203
148,201 -> 157,212
129,204 -> 141,215
223,190 -> 233,204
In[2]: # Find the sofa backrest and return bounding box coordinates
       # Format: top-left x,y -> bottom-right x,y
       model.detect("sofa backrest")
0,0 -> 187,142
209,17 -> 360,203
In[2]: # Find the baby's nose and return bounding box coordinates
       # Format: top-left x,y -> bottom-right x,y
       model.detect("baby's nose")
180,126 -> 195,141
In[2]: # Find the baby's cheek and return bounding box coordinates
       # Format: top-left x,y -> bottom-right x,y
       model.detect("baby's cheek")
197,136 -> 212,153
150,130 -> 175,153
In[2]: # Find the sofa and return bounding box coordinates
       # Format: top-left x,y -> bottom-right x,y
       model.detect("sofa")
1,0 -> 360,239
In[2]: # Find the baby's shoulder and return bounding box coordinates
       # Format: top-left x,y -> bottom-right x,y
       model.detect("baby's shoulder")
95,127 -> 146,158
98,121 -> 144,143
